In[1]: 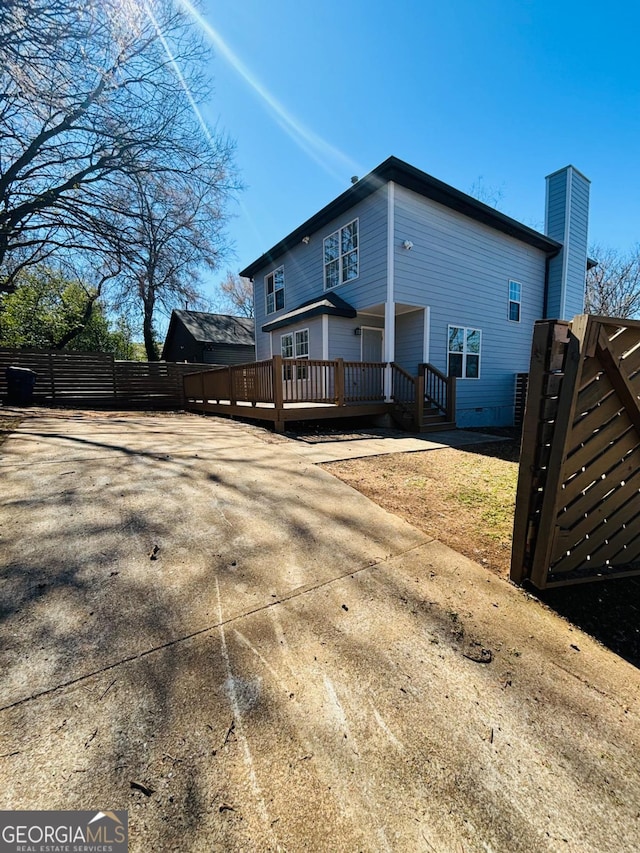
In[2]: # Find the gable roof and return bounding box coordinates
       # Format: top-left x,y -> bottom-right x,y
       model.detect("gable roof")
166,310 -> 255,346
261,292 -> 357,333
240,156 -> 562,279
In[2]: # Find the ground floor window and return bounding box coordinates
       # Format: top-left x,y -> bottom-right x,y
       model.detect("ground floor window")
448,326 -> 481,378
281,328 -> 309,379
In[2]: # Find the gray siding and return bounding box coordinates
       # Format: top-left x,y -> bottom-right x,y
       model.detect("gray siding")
545,166 -> 590,320
270,316 -> 324,360
329,317 -> 361,361
253,186 -> 388,359
393,186 -> 548,425
203,344 -> 255,365
395,310 -> 424,374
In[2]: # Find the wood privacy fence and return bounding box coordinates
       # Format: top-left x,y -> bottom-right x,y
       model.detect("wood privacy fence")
0,348 -> 213,407
511,315 -> 640,588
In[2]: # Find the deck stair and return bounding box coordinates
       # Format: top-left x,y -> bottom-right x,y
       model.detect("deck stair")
390,363 -> 456,433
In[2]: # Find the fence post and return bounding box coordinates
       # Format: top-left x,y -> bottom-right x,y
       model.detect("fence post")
510,321 -> 555,584
272,355 -> 284,409
227,366 -> 235,405
335,358 -> 345,406
48,352 -> 56,402
529,318 -> 585,588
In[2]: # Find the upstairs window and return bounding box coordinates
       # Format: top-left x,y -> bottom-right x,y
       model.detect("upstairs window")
448,326 -> 481,379
509,280 -> 521,322
266,266 -> 284,314
324,219 -> 359,289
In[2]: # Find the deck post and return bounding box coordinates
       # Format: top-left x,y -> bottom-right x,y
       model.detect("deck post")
272,355 -> 284,410
416,364 -> 425,428
447,376 -> 456,423
335,358 -> 345,406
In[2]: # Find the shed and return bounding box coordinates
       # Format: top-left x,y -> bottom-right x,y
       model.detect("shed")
162,310 -> 256,365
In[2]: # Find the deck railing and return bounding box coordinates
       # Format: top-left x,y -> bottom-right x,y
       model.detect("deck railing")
391,363 -> 420,428
420,363 -> 456,422
344,361 -> 385,402
185,358 -> 456,426
184,356 -> 387,406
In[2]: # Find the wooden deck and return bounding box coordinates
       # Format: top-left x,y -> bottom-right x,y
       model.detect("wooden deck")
183,356 -> 455,432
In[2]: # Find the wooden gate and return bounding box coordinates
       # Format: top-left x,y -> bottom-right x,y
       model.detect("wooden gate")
511,314 -> 640,588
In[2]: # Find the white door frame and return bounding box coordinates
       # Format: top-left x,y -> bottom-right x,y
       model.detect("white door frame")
360,326 -> 385,362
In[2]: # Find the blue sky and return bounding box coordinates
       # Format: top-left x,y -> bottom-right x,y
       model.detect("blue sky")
190,0 -> 640,298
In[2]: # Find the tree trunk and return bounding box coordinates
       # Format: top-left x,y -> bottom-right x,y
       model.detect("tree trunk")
142,293 -> 159,361
55,290 -> 100,349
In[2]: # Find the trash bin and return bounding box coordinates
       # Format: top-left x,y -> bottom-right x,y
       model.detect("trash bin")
5,366 -> 37,405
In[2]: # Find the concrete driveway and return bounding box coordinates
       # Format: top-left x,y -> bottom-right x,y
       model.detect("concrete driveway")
1,410 -> 640,852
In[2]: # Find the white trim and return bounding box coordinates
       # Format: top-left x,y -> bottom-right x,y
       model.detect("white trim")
359,326 -> 384,362
447,324 -> 482,380
280,331 -> 294,359
384,182 -> 395,399
423,307 -> 430,364
269,331 -> 273,358
508,279 -> 522,323
280,327 -> 309,359
323,218 -> 359,290
322,314 -> 329,360
265,265 -> 285,315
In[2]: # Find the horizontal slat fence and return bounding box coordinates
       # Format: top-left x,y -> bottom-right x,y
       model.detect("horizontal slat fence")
0,347 -> 214,407
511,315 -> 640,588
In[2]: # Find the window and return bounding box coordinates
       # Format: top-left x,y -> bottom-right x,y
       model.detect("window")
324,219 -> 358,289
281,332 -> 293,359
448,326 -> 481,379
281,329 -> 309,379
266,266 -> 284,314
508,280 -> 521,322
294,328 -> 309,358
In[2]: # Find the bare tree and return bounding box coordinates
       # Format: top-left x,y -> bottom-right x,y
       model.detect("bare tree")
113,170 -> 229,360
468,176 -> 505,209
218,271 -> 254,318
0,0 -> 235,292
585,245 -> 640,319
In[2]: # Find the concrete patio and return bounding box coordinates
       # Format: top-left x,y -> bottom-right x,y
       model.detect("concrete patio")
1,410 -> 639,852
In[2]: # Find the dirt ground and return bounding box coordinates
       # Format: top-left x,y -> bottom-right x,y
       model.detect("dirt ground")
318,427 -> 640,671
324,435 -> 519,578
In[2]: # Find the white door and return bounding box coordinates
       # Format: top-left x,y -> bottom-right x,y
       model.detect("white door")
361,327 -> 383,362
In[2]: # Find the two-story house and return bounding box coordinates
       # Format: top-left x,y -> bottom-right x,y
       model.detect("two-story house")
240,156 -> 590,427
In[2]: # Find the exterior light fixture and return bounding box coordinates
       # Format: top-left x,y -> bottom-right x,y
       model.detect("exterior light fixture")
302,235 -> 310,244
354,327 -> 362,336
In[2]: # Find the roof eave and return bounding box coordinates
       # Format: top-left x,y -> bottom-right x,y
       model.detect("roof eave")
240,156 -> 562,278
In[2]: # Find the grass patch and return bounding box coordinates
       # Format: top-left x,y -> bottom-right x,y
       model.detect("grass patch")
324,440 -> 520,575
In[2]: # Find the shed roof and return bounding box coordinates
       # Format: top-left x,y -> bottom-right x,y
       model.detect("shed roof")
168,310 -> 255,345
240,156 -> 562,279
